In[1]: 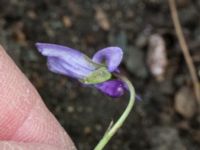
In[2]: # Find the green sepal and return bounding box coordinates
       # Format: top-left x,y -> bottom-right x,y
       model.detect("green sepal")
80,67 -> 112,84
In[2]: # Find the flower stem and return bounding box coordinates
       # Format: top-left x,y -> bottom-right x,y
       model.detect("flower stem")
94,76 -> 135,150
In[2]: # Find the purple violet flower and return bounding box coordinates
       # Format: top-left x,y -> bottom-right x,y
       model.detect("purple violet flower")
36,43 -> 126,97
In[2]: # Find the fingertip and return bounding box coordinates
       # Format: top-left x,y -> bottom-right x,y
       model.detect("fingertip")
0,141 -> 76,150
0,45 -> 76,149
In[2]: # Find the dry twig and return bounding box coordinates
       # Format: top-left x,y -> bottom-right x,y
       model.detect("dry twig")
168,0 -> 200,104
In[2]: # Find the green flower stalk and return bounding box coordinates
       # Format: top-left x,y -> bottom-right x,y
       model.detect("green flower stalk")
94,75 -> 135,150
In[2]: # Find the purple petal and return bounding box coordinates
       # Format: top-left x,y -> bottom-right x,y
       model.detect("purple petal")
36,43 -> 96,79
47,57 -> 91,78
92,47 -> 123,72
95,79 -> 126,98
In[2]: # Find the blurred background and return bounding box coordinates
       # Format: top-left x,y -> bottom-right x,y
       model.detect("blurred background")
1,0 -> 200,149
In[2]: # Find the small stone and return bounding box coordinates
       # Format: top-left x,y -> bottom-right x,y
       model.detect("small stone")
147,34 -> 168,81
67,0 -> 83,16
95,124 -> 102,131
108,30 -> 127,51
67,106 -> 75,113
62,16 -> 72,28
95,6 -> 110,31
149,127 -> 186,150
26,50 -> 38,62
43,22 -> 55,37
27,10 -> 37,19
135,25 -> 152,48
135,33 -> 148,48
175,86 -> 197,118
124,46 -> 148,78
12,21 -> 27,46
84,126 -> 92,135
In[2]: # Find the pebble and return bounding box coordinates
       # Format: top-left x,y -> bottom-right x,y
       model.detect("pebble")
149,127 -> 186,150
174,86 -> 197,119
84,126 -> 92,135
62,16 -> 72,28
124,46 -> 148,78
95,6 -> 110,31
67,106 -> 75,113
147,34 -> 168,81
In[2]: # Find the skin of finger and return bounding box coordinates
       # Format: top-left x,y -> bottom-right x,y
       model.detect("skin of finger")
0,45 -> 76,150
0,141 -> 74,150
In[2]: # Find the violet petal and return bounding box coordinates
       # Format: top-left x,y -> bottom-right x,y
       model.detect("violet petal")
95,79 -> 126,97
47,57 -> 92,78
36,43 -> 96,79
92,47 -> 123,72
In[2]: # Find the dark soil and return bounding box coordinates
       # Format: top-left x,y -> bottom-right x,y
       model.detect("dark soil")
1,0 -> 200,149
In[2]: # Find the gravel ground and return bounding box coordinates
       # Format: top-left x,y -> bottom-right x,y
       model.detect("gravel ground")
1,0 -> 200,149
